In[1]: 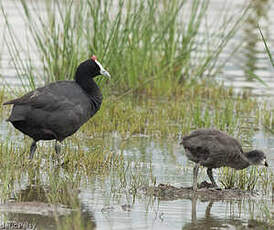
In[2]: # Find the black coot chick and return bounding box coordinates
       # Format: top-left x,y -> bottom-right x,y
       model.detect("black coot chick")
181,128 -> 268,191
4,56 -> 110,159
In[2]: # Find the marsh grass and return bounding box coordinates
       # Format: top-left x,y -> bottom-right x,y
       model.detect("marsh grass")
219,167 -> 258,191
2,78 -> 271,182
219,167 -> 271,193
1,80 -> 272,199
81,81 -> 264,138
0,89 -> 4,105
259,26 -> 274,69
0,137 -> 125,201
1,0 -> 248,95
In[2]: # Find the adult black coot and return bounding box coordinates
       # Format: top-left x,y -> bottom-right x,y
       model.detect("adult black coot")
181,128 -> 268,191
4,56 -> 110,159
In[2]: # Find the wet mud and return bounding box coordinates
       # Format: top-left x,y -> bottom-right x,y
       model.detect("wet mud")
144,181 -> 261,201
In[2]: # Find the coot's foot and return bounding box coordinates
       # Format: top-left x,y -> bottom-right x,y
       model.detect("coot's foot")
209,186 -> 222,191
199,181 -> 220,189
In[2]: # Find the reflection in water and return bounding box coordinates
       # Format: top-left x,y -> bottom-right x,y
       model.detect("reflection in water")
0,175 -> 96,230
0,208 -> 96,230
182,197 -> 273,229
0,184 -> 63,230
15,185 -> 49,203
183,199 -> 227,229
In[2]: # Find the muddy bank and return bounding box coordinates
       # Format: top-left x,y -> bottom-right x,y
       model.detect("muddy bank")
143,182 -> 260,201
0,201 -> 73,216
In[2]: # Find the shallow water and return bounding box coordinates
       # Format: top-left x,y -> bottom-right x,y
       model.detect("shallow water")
80,135 -> 273,230
0,0 -> 273,229
0,131 -> 272,229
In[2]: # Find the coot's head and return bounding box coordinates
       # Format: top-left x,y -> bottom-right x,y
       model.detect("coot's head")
246,150 -> 268,167
75,55 -> 111,80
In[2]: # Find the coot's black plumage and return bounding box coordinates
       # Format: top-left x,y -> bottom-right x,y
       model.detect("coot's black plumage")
181,128 -> 268,190
4,56 -> 110,159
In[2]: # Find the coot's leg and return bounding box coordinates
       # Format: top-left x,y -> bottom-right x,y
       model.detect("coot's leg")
207,168 -> 217,187
193,162 -> 200,191
29,140 -> 37,159
205,201 -> 214,218
55,140 -> 61,155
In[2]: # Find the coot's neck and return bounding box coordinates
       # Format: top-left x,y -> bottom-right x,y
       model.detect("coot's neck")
233,152 -> 251,170
75,69 -> 102,98
74,70 -> 103,112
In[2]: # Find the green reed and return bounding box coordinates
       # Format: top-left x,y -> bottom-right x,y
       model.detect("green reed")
259,26 -> 274,68
1,0 -> 247,95
219,167 -> 272,193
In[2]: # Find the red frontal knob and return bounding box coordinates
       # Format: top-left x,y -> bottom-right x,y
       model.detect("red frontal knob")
91,55 -> 97,61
